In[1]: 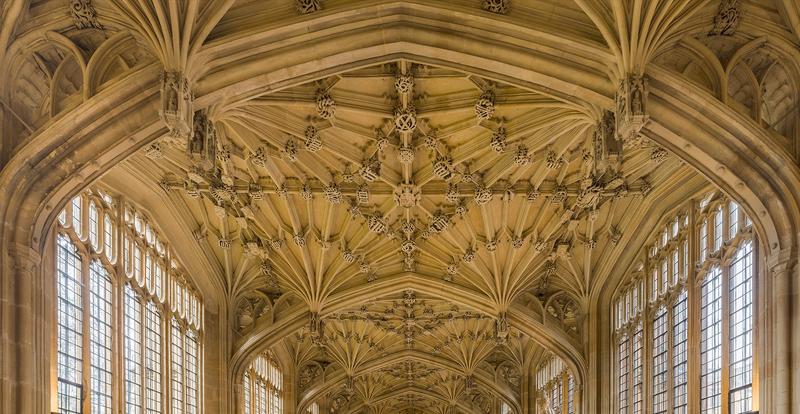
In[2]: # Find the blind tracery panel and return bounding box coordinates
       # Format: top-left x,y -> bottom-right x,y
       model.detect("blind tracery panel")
54,189 -> 203,414
612,197 -> 756,414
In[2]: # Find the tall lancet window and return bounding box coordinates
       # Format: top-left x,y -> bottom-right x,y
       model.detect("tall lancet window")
612,196 -> 756,414
242,352 -> 284,414
54,188 -> 204,414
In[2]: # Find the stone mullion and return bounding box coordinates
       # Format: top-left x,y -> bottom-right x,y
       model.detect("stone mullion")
561,372 -> 569,414
720,253 -> 731,413
163,307 -> 172,414
115,194 -> 126,414
749,238 -> 759,411
687,204 -> 701,413
641,309 -> 651,414
80,235 -> 92,414
665,298 -> 674,413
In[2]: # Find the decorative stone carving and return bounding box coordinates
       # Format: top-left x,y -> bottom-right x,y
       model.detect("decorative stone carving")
482,0 -> 510,14
709,0 -> 740,36
394,184 -> 422,208
433,155 -> 454,180
300,183 -> 313,200
550,185 -> 567,204
316,89 -> 335,119
428,212 -> 449,233
474,183 -> 493,205
359,155 -> 381,181
497,363 -> 521,390
490,127 -> 507,153
463,247 -> 476,262
342,248 -> 357,263
250,146 -> 270,168
184,180 -> 201,198
526,186 -> 540,202
356,185 -> 369,204
210,184 -> 236,203
424,131 -> 439,150
160,72 -> 193,142
592,110 -> 622,173
309,312 -> 325,346
144,142 -> 164,159
650,146 -> 668,164
546,293 -> 581,335
305,125 -> 322,152
375,130 -> 390,151
395,73 -> 414,94
367,212 -> 387,234
446,183 -> 460,203
296,0 -> 322,14
494,311 -> 510,343
394,105 -> 417,132
284,138 -> 298,161
398,144 -> 415,164
574,177 -> 602,210
514,144 -> 532,166
249,184 -> 264,200
324,182 -> 342,204
401,239 -> 417,254
298,363 -> 323,390
188,111 -> 217,172
475,89 -> 496,121
70,0 -> 103,30
615,74 -> 649,146
638,176 -> 652,195
545,150 -> 564,169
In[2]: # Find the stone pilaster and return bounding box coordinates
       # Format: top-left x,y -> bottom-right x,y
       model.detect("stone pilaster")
765,248 -> 796,413
3,243 -> 44,413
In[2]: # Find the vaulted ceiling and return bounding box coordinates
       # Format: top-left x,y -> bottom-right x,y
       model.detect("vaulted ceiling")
3,0 -> 800,412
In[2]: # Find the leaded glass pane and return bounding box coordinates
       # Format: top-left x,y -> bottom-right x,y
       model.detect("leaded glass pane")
89,260 -> 113,414
729,242 -> 753,414
673,291 -> 688,414
57,234 -> 83,414
652,307 -> 668,414
124,284 -> 143,414
700,267 -> 723,413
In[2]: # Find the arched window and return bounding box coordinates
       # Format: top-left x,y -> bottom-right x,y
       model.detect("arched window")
537,356 -> 576,414
54,189 -> 203,414
242,352 -> 283,414
612,197 -> 756,414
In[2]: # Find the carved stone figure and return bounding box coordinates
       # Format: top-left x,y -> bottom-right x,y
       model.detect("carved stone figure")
159,72 -> 193,142
187,111 -> 216,173
615,74 -> 649,147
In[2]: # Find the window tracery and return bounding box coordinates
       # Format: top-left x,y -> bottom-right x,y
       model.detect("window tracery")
613,196 -> 755,413
537,356 -> 576,414
242,353 -> 283,414
55,188 -> 203,414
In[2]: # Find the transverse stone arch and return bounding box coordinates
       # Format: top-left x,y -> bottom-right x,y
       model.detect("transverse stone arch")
2,5 -> 800,413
